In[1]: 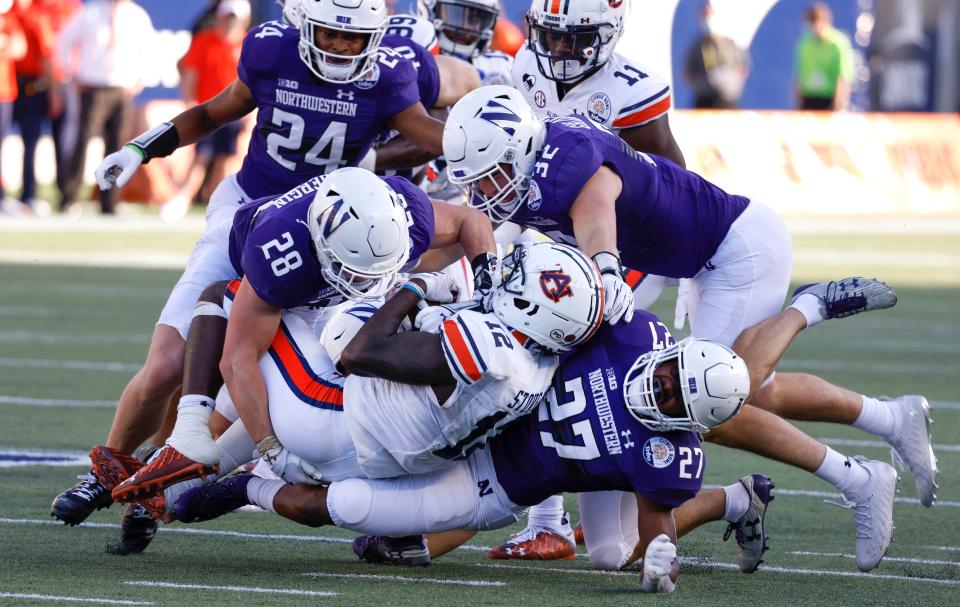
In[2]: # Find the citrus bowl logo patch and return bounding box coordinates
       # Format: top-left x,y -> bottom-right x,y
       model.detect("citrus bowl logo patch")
526,180 -> 542,211
642,436 -> 675,469
539,270 -> 573,303
353,64 -> 380,90
587,92 -> 612,123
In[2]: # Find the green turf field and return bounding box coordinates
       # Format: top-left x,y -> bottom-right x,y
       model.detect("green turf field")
1,220 -> 958,606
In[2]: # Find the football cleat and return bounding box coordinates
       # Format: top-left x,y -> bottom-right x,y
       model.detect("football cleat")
112,444 -> 218,503
883,395 -> 939,507
89,445 -> 144,491
486,519 -> 576,561
173,473 -> 253,524
723,473 -> 775,573
828,456 -> 898,572
791,277 -> 897,320
50,470 -> 112,526
573,522 -> 585,546
107,503 -> 159,556
352,534 -> 432,567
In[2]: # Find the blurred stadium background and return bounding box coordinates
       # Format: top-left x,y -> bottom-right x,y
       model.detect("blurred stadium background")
1,0 -> 958,605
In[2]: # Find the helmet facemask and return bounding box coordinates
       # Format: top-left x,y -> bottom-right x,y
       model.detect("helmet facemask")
299,11 -> 386,83
527,17 -> 617,83
432,0 -> 498,58
452,156 -> 531,225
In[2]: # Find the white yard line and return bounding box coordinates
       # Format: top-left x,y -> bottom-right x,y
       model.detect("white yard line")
790,551 -> 959,567
924,546 -> 960,553
0,330 -> 149,345
304,572 -> 505,587
0,592 -> 153,605
123,581 -> 336,597
779,358 -> 955,376
0,448 -> 89,468
0,358 -> 140,373
818,437 -> 960,453
931,401 -> 960,410
699,485 -> 960,508
0,396 -> 116,408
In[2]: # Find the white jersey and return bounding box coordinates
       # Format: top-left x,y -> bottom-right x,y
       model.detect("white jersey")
386,13 -> 439,53
344,309 -> 558,478
512,46 -> 672,133
473,49 -> 513,86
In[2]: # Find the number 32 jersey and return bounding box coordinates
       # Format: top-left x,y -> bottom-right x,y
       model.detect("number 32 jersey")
235,20 -> 424,199
227,175 -> 435,310
512,46 -> 671,133
492,310 -> 704,509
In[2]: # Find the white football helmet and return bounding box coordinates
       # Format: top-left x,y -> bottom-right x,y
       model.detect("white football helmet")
492,242 -> 604,352
307,167 -> 411,300
277,0 -> 304,28
320,302 -> 380,367
623,337 -> 749,433
444,85 -> 546,223
419,0 -> 499,58
298,0 -> 388,83
526,0 -> 627,82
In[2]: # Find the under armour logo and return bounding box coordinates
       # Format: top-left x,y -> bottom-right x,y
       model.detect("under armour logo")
622,430 -> 635,450
539,270 -> 573,303
336,89 -> 355,101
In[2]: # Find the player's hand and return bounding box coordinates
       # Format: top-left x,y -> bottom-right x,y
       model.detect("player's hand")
641,534 -> 677,593
263,445 -> 323,485
414,304 -> 456,333
470,252 -> 500,312
409,272 -> 459,303
95,146 -> 143,191
593,252 -> 634,325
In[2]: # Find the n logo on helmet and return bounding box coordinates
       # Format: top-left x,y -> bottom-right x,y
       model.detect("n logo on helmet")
479,99 -> 521,136
539,270 -> 573,302
320,198 -> 351,238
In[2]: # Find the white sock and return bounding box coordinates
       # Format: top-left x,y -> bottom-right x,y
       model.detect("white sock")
788,293 -> 824,328
814,447 -> 869,496
167,395 -> 217,462
216,419 -> 257,475
528,494 -> 565,530
851,396 -> 897,439
246,477 -> 285,513
722,481 -> 751,523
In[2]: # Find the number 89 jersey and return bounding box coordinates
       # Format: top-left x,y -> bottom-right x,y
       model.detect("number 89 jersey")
491,310 -> 704,508
512,46 -> 671,133
235,21 -> 424,200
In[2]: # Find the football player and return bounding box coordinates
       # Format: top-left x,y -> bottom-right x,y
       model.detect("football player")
174,275 -> 893,585
50,0 -> 450,528
445,86 -> 935,571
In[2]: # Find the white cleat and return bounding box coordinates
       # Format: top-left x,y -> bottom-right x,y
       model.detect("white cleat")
791,277 -> 897,319
884,395 -> 939,507
832,457 -> 898,572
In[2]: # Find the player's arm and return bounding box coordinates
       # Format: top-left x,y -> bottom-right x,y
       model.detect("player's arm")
374,108 -> 447,172
433,55 -> 481,108
635,492 -> 680,593
219,277 -> 282,445
414,200 -> 496,271
339,277 -> 455,387
95,78 -> 256,190
390,103 -> 445,157
619,115 -> 686,168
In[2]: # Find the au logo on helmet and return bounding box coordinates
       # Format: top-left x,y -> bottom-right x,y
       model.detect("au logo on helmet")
539,270 -> 573,302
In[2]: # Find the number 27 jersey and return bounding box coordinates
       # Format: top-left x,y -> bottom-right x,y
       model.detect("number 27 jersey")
491,311 -> 704,508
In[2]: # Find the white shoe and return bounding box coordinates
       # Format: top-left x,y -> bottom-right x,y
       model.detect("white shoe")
791,277 -> 897,319
884,395 -> 938,506
834,457 -> 898,571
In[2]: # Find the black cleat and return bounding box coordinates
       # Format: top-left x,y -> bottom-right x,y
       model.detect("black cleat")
107,503 -> 159,555
352,534 -> 431,567
51,470 -> 113,526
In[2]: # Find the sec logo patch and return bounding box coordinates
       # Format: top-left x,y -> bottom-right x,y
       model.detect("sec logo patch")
642,436 -> 675,469
587,92 -> 612,123
534,90 -> 547,108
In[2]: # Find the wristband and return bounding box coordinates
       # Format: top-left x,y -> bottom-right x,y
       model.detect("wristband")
401,282 -> 425,300
127,121 -> 180,163
592,251 -> 624,278
255,434 -> 282,460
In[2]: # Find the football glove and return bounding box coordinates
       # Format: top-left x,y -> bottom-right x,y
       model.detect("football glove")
409,272 -> 460,303
95,146 -> 143,190
257,436 -> 323,485
641,533 -> 677,593
593,251 -> 634,325
471,252 -> 500,312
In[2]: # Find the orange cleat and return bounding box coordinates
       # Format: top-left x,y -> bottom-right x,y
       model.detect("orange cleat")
111,445 -> 218,503
486,526 -> 576,561
573,522 -> 585,546
90,445 -> 144,491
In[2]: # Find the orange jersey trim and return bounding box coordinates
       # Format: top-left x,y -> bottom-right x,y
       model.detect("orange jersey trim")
612,95 -> 672,129
269,325 -> 344,408
443,318 -> 483,382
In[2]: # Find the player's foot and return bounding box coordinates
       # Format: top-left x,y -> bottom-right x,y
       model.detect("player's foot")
90,445 -> 144,491
486,516 -> 576,561
173,473 -> 253,524
112,444 -> 219,503
883,395 -> 939,507
352,535 -> 431,567
832,457 -> 898,572
723,473 -> 775,573
573,522 -> 585,546
50,470 -> 112,525
107,503 -> 159,556
791,277 -> 897,320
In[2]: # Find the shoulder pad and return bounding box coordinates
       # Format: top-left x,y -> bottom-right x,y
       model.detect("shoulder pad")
386,13 -> 439,54
239,20 -> 297,76
602,53 -> 672,130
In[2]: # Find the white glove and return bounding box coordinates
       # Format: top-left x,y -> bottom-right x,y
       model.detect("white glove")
414,304 -> 457,333
267,446 -> 324,485
593,252 -> 634,325
470,252 -> 500,313
641,534 -> 677,593
673,278 -> 691,330
409,272 -> 460,303
95,146 -> 143,190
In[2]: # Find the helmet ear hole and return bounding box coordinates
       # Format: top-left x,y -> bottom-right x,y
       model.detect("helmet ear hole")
513,298 -> 530,310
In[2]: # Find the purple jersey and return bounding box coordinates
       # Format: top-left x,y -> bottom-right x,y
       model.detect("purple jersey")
228,176 -> 435,309
235,21 -> 423,199
512,115 -> 750,278
491,311 -> 704,508
383,36 -> 440,110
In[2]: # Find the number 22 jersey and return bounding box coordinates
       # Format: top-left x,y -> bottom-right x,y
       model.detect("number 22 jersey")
491,311 -> 704,509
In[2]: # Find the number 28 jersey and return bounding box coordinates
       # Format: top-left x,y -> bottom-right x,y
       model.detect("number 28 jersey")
235,20 -> 424,199
492,311 -> 704,509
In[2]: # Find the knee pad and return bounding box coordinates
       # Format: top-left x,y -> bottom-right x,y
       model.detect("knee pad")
327,478 -> 374,527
